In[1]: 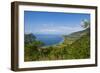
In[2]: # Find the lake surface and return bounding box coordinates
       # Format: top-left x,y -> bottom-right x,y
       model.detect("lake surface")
35,34 -> 64,46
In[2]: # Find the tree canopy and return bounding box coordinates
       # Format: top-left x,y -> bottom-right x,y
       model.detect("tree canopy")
81,19 -> 90,29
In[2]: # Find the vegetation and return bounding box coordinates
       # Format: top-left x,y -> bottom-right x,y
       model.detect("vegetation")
64,32 -> 90,59
24,28 -> 90,61
81,19 -> 90,29
24,33 -> 45,61
25,33 -> 36,44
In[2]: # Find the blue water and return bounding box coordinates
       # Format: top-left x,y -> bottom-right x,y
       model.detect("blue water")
35,34 -> 64,46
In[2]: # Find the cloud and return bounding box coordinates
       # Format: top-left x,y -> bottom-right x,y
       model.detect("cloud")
41,29 -> 58,32
32,25 -> 84,35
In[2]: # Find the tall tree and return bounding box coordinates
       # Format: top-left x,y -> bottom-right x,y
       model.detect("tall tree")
81,19 -> 90,29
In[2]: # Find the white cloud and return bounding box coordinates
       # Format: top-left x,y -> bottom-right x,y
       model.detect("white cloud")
41,29 -> 58,32
32,25 -> 84,35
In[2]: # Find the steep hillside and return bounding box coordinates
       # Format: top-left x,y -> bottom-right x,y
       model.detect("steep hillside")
68,28 -> 90,37
65,32 -> 90,59
67,28 -> 89,38
24,33 -> 36,44
63,28 -> 90,45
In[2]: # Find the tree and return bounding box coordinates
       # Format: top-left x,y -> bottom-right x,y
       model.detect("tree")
81,19 -> 90,29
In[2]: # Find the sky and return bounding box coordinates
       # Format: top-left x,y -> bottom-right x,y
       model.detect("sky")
24,11 -> 90,35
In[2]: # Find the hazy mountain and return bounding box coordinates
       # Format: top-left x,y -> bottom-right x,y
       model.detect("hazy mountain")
64,28 -> 89,41
24,33 -> 36,44
68,28 -> 89,38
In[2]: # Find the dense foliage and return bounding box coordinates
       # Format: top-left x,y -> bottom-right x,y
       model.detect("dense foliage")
24,33 -> 45,61
24,28 -> 90,61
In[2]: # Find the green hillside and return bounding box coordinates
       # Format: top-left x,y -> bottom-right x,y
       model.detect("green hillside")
62,28 -> 90,45
67,28 -> 89,38
64,32 -> 90,59
24,28 -> 90,61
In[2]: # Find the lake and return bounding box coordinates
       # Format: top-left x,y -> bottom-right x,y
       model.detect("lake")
35,34 -> 64,46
